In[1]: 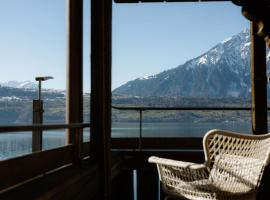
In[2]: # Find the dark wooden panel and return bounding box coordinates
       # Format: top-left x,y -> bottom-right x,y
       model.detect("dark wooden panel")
0,145 -> 74,191
0,159 -> 100,200
112,169 -> 134,200
160,184 -> 165,200
115,0 -> 199,3
111,157 -> 134,200
37,165 -> 99,200
82,141 -> 91,157
112,138 -> 140,149
257,164 -> 270,200
113,150 -> 205,170
111,137 -> 203,149
137,169 -> 159,200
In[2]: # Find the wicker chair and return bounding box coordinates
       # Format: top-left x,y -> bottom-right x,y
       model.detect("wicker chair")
149,129 -> 270,200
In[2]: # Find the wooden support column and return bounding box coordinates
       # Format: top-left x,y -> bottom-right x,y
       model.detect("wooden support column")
251,22 -> 268,135
91,0 -> 112,199
66,0 -> 83,162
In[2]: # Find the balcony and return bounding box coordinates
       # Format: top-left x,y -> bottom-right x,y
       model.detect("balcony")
0,0 -> 269,199
0,106 -> 269,199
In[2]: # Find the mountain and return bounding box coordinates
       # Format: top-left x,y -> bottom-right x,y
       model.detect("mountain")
0,80 -> 65,95
113,29 -> 270,97
0,80 -> 37,89
0,86 -> 64,101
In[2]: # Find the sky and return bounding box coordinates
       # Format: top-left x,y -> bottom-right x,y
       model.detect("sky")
0,1 -> 249,91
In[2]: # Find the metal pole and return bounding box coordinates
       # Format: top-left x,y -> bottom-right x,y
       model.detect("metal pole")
38,80 -> 41,101
139,110 -> 142,150
32,79 -> 43,152
32,77 -> 53,152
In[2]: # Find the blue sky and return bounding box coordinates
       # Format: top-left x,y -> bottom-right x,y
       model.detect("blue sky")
0,1 -> 249,91
112,2 -> 249,89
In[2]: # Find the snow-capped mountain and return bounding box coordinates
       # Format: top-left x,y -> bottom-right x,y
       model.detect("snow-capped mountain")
113,29 -> 270,97
0,80 -> 37,89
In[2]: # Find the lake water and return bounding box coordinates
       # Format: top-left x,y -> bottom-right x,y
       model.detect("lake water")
112,121 -> 252,137
0,122 -> 252,160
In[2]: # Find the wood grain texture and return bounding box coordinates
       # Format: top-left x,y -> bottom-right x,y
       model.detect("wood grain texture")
0,145 -> 73,192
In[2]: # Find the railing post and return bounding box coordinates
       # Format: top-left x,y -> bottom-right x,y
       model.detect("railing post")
66,0 -> 83,163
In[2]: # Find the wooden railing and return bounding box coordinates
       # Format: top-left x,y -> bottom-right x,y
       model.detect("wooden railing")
115,0 -> 231,3
0,123 -> 90,133
0,106 -> 260,198
112,106 -> 253,150
0,123 -> 90,192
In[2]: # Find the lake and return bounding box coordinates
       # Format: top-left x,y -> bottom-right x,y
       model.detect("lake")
0,121 -> 253,160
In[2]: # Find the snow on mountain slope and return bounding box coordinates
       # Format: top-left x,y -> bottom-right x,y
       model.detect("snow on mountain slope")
0,80 -> 37,89
113,29 -> 269,97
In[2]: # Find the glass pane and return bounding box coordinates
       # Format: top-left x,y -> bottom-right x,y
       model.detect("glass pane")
0,0 -> 66,158
112,109 -> 140,137
142,110 -> 251,137
0,132 -> 31,160
112,2 -> 251,138
83,0 -> 91,142
43,130 -> 66,150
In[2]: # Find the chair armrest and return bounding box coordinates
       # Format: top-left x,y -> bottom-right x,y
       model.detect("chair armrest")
149,156 -> 205,169
149,156 -> 209,181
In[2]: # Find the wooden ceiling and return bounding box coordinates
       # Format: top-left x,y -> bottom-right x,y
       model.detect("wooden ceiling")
114,0 -> 230,3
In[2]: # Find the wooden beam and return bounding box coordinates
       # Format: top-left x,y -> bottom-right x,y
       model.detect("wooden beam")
115,0 -> 198,3
114,0 -> 230,3
0,123 -> 90,133
113,150 -> 204,170
91,0 -> 112,199
66,0 -> 83,161
250,22 -> 268,135
111,137 -> 203,150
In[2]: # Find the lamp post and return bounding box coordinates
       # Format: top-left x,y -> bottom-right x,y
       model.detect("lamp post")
32,76 -> 53,152
35,76 -> 53,100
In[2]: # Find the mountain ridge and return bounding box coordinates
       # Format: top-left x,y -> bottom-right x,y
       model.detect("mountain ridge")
113,29 -> 270,98
0,80 -> 37,89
